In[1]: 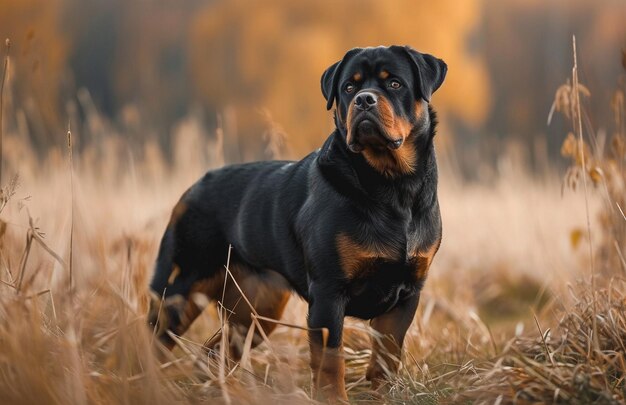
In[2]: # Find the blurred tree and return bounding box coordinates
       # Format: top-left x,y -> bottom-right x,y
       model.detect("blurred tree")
64,0 -> 205,148
0,0 -> 67,149
188,0 -> 490,159
0,0 -> 623,166
481,0 -> 626,170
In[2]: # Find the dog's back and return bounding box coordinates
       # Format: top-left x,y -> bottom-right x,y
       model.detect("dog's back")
149,156 -> 315,344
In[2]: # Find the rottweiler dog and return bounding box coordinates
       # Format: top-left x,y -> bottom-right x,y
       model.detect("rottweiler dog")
149,45 -> 446,402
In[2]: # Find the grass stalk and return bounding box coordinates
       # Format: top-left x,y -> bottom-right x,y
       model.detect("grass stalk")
571,36 -> 599,353
0,39 -> 9,188
67,122 -> 74,293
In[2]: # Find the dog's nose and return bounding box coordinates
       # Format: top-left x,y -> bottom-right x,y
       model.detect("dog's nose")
354,91 -> 378,110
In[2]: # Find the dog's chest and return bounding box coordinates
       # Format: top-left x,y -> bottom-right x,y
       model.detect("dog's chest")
335,216 -> 439,282
341,254 -> 426,319
337,229 -> 439,319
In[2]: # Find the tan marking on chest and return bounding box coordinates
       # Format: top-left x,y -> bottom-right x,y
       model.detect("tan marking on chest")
412,239 -> 441,279
362,136 -> 417,177
336,233 -> 398,279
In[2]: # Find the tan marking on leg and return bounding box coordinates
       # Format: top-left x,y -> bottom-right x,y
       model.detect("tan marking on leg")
310,342 -> 347,402
204,267 -> 291,360
367,317 -> 403,387
177,272 -> 226,336
366,294 -> 419,389
167,265 -> 181,285
150,268 -> 226,350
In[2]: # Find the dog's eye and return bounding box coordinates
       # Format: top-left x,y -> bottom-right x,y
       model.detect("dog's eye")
345,83 -> 355,94
389,80 -> 402,89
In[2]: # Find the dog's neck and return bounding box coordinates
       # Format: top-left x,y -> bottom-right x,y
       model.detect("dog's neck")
317,107 -> 439,213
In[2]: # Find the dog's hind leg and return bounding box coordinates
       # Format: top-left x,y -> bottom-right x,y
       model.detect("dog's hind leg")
148,197 -> 227,348
148,194 -> 290,355
148,234 -> 222,348
204,266 -> 291,360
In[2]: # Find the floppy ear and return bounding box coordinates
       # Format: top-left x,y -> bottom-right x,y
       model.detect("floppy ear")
321,60 -> 341,111
401,46 -> 447,103
321,48 -> 362,111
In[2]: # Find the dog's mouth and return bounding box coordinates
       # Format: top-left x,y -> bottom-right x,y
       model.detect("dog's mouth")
348,113 -> 403,153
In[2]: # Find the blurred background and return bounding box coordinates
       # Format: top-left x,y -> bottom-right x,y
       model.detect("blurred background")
0,0 -> 624,176
0,2 -> 625,403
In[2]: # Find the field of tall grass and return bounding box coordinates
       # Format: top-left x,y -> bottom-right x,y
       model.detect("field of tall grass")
0,44 -> 624,404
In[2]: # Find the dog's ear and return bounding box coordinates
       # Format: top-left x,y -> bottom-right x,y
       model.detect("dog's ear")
400,46 -> 447,103
321,48 -> 362,111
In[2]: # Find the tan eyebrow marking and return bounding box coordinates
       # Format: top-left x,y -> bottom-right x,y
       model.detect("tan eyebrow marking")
352,72 -> 362,82
379,70 -> 390,79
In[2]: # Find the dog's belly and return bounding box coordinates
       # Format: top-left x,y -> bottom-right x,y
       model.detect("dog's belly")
344,259 -> 420,319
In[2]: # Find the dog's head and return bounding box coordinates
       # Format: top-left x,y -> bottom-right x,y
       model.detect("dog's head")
321,46 -> 446,176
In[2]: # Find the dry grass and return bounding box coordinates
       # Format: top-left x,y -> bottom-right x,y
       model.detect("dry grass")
0,44 -> 623,404
0,127 -> 596,404
459,41 -> 626,405
461,281 -> 626,404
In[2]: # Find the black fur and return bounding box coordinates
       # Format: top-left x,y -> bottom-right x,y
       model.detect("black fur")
149,45 -> 447,399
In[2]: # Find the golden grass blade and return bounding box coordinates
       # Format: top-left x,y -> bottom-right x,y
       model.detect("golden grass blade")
0,38 -> 9,188
532,312 -> 555,367
67,122 -> 74,293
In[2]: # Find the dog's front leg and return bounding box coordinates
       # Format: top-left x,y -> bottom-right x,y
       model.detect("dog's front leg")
366,291 -> 420,389
307,282 -> 347,402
